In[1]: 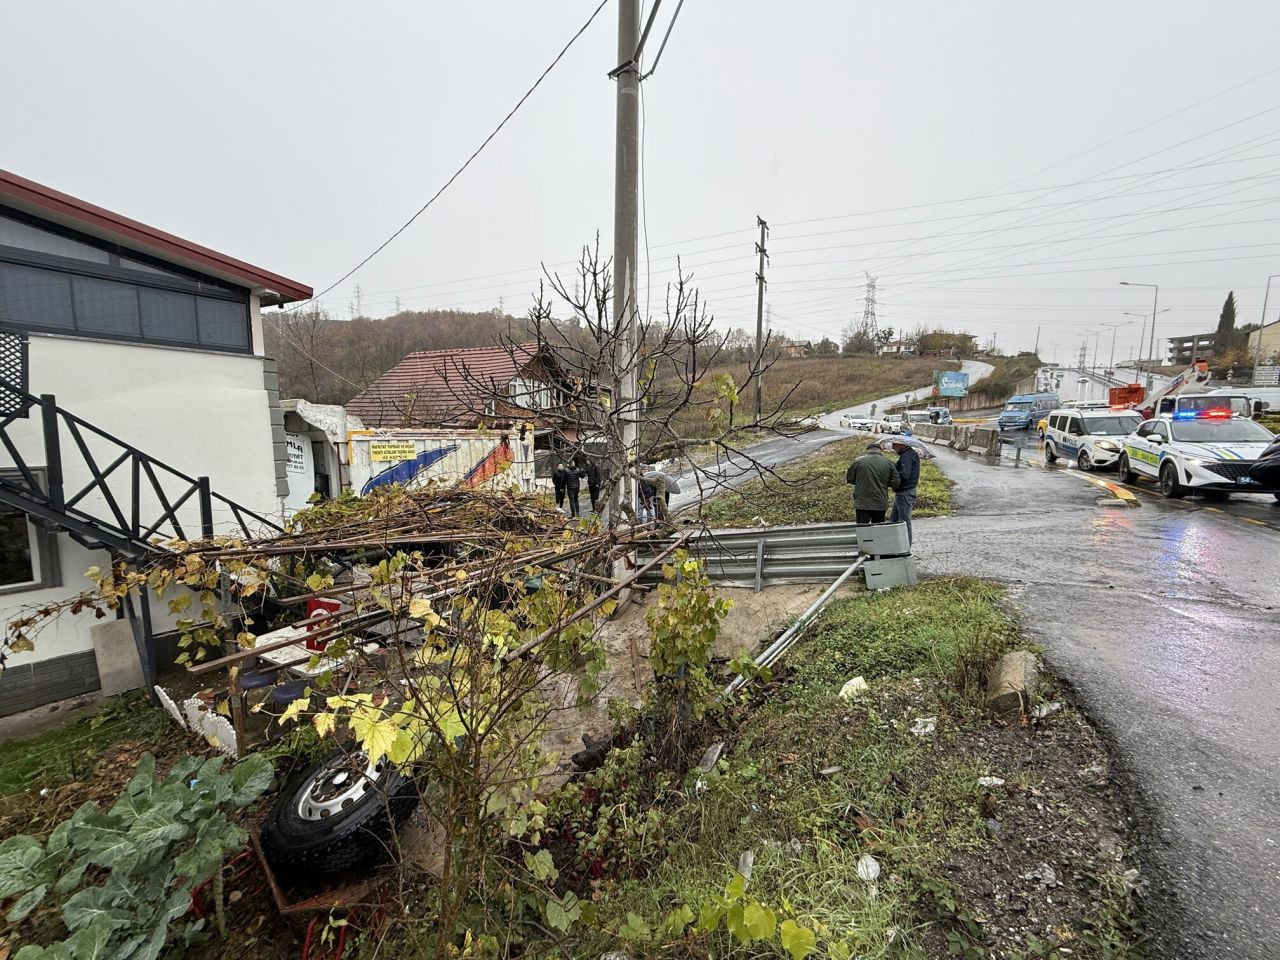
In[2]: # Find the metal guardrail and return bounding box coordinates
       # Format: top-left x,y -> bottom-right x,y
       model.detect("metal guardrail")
637,522 -> 901,589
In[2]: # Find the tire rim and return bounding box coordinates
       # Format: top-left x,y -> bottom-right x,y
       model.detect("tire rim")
1161,467 -> 1175,495
297,752 -> 381,821
1079,452 -> 1091,470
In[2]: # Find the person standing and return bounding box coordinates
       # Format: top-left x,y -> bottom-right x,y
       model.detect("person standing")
889,439 -> 920,544
584,458 -> 601,512
845,442 -> 900,523
564,460 -> 584,518
551,462 -> 567,510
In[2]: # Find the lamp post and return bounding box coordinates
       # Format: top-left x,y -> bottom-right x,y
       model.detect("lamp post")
1255,274 -> 1280,374
1123,309 -> 1169,379
1099,320 -> 1129,376
1120,281 -> 1159,388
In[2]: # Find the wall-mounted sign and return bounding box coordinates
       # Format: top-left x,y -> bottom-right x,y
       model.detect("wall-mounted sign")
369,441 -> 419,462
284,434 -> 308,475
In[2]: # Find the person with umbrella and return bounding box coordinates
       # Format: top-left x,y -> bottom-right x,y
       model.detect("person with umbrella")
883,436 -> 932,545
846,442 -> 900,524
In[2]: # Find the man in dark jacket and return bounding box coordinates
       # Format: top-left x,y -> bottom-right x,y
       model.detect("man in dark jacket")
564,461 -> 585,518
846,443 -> 900,523
551,463 -> 568,509
889,440 -> 920,544
584,459 -> 602,512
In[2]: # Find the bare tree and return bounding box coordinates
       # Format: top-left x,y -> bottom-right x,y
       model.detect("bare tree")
441,240 -> 807,523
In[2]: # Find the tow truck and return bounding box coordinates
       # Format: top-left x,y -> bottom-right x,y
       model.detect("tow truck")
1134,360 -> 1251,420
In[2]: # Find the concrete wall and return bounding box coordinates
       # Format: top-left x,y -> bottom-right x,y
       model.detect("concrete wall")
911,422 -> 1002,456
0,324 -> 284,697
1250,324 -> 1280,364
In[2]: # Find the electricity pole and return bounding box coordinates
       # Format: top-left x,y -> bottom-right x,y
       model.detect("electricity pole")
754,216 -> 768,424
612,0 -> 641,510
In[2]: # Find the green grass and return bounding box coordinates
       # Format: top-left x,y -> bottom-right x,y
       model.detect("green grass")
0,693 -> 171,797
548,580 -> 1023,958
696,436 -> 953,527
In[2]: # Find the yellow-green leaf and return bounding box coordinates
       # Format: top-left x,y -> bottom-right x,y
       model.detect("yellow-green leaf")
780,919 -> 816,960
313,713 -> 337,738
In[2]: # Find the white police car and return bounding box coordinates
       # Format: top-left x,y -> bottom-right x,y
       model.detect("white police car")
1043,407 -> 1143,471
1117,411 -> 1280,499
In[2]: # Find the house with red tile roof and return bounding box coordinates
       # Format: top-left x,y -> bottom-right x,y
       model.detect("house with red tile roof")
347,342 -> 567,429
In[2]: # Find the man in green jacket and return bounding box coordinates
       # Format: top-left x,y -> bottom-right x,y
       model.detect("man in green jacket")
845,442 -> 900,523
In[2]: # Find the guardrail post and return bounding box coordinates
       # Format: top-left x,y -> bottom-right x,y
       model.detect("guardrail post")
39,395 -> 64,511
197,476 -> 214,539
754,536 -> 765,592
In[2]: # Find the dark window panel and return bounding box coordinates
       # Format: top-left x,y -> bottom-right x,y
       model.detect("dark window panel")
0,507 -> 35,588
140,288 -> 198,343
72,277 -> 141,337
197,296 -> 249,349
0,262 -> 75,330
0,215 -> 111,265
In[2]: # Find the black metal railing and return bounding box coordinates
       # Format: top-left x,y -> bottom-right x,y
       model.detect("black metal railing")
0,376 -> 280,556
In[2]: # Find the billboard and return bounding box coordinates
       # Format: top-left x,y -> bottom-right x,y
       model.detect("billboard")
933,370 -> 970,398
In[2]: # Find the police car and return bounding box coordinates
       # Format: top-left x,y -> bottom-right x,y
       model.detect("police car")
1116,410 -> 1280,499
1043,407 -> 1143,471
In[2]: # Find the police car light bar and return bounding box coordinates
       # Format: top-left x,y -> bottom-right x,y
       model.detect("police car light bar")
1174,408 -> 1232,420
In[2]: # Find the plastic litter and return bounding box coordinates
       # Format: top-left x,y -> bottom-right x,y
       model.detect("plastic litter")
838,676 -> 871,701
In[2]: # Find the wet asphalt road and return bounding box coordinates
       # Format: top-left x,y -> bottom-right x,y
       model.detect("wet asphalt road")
916,446 -> 1280,959
668,429 -> 844,513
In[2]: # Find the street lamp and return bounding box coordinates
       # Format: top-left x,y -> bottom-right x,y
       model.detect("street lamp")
1123,309 -> 1169,378
1255,274 -> 1280,373
1098,320 -> 1129,376
1120,281 -> 1159,388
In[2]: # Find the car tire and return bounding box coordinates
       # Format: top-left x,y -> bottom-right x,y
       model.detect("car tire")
1077,450 -> 1094,472
1044,442 -> 1058,463
261,747 -> 420,885
1118,454 -> 1137,484
1159,462 -> 1185,499
1274,492 -> 1280,502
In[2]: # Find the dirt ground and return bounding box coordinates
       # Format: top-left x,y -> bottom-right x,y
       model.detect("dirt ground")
538,582 -> 856,787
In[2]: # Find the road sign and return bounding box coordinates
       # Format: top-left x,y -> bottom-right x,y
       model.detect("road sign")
1254,365 -> 1280,386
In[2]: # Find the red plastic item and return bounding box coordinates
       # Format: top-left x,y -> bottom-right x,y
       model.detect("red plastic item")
305,598 -> 341,652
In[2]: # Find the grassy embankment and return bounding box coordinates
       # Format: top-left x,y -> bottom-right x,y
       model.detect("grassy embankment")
667,355 -> 961,442
697,436 -> 952,527
510,578 -> 1145,960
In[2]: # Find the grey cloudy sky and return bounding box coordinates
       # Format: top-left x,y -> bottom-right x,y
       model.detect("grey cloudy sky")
7,0 -> 1280,364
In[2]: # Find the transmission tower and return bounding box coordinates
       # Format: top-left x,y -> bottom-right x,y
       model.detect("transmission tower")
859,273 -> 878,344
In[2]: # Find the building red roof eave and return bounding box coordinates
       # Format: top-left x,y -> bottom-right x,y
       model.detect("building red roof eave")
0,168 -> 313,304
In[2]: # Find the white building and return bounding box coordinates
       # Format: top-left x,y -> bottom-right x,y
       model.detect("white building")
0,168 -> 310,717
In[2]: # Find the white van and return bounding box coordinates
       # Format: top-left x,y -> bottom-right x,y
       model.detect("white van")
1043,407 -> 1144,472
1209,387 -> 1280,415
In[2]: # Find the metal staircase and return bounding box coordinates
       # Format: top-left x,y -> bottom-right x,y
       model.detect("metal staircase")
0,328 -> 282,692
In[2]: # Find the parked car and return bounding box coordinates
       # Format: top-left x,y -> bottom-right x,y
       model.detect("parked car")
1043,407 -> 1143,472
1118,412 -> 1280,498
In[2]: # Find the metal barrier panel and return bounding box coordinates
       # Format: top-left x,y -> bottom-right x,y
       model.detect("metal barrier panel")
638,522 -> 910,588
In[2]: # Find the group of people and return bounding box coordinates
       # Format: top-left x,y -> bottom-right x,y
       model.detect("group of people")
845,439 -> 920,544
550,458 -> 601,518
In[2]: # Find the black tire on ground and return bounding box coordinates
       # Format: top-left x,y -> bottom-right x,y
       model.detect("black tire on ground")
1274,492 -> 1280,502
1118,454 -> 1137,484
261,748 -> 419,885
1045,442 -> 1058,463
1078,450 -> 1094,472
1159,462 -> 1186,500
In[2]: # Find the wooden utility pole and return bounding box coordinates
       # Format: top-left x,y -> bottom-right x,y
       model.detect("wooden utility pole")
754,216 -> 768,424
612,0 -> 641,509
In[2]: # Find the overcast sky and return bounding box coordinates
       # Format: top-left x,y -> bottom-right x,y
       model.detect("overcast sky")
7,0 -> 1280,364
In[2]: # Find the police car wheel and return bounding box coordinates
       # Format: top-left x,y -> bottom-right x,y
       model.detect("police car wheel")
1044,442 -> 1058,463
1274,492 -> 1280,502
1118,454 -> 1137,484
1077,450 -> 1094,472
1159,462 -> 1185,499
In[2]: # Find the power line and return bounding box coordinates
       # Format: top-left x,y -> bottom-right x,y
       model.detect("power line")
285,0 -> 610,314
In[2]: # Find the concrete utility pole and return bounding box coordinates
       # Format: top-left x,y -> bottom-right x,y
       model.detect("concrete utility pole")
754,216 -> 768,424
612,0 -> 641,508
1033,325 -> 1040,356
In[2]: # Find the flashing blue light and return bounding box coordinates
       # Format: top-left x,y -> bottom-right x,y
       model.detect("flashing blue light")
1173,411 -> 1197,420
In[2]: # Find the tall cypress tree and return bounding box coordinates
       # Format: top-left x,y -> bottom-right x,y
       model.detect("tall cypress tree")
1216,291 -> 1237,339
